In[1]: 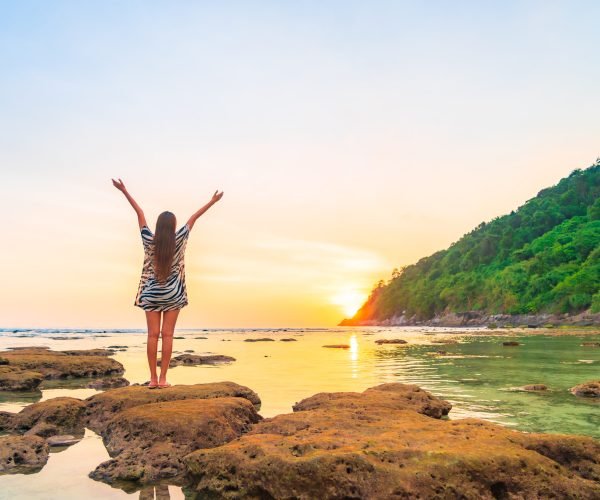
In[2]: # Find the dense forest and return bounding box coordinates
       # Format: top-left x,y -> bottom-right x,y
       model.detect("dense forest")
346,161 -> 600,324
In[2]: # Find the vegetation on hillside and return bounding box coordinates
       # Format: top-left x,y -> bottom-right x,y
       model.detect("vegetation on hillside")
350,161 -> 600,322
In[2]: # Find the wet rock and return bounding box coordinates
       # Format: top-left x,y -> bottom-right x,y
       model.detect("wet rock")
184,349 -> 195,353
86,377 -> 130,390
157,354 -> 236,368
46,434 -> 81,447
244,338 -> 274,342
431,339 -> 459,344
0,349 -> 124,380
0,435 -> 49,474
0,366 -> 44,392
503,341 -> 521,346
173,336 -> 185,339
581,342 -> 600,347
9,397 -> 86,438
194,337 -> 208,339
375,339 -> 408,345
84,382 -> 261,433
107,345 -> 128,349
279,338 -> 297,342
322,344 -> 350,349
185,383 -> 600,499
0,357 -> 8,365
570,380 -> 600,398
89,397 -> 261,486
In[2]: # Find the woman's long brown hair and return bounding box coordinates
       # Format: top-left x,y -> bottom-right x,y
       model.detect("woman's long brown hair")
153,211 -> 176,283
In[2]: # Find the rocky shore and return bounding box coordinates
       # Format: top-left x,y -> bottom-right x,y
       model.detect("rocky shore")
0,379 -> 598,498
0,348 -> 124,392
340,310 -> 600,328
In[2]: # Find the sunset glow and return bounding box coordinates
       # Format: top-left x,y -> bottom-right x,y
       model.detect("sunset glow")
1,2 -> 599,328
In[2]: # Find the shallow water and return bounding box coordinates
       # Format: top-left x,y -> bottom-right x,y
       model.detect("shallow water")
0,326 -> 598,498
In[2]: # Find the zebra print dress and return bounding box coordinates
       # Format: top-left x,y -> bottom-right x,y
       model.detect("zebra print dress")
134,223 -> 190,311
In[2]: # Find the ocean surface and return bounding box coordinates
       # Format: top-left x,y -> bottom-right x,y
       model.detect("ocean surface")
0,326 -> 598,499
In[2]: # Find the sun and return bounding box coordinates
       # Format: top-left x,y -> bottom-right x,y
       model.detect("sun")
331,289 -> 366,318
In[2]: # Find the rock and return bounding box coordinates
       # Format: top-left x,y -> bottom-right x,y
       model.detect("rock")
86,377 -> 130,390
46,434 -> 81,447
293,384 -> 452,418
107,345 -> 128,349
322,344 -> 350,349
503,341 -> 521,346
9,397 -> 86,438
0,357 -> 8,365
244,338 -> 275,342
184,349 -> 195,353
570,380 -> 600,398
0,349 -> 124,380
194,337 -> 208,339
279,338 -> 297,342
173,336 -> 185,339
0,366 -> 44,392
431,339 -> 459,344
84,382 -> 261,433
61,349 -> 116,356
0,435 -> 49,474
581,342 -> 600,347
375,339 -> 408,345
184,383 -> 600,499
157,354 -> 236,368
519,384 -> 548,392
89,397 -> 261,486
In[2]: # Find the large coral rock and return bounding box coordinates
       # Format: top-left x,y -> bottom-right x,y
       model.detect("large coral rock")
292,383 -> 452,419
84,381 -> 261,433
0,365 -> 43,391
0,349 -> 124,380
184,383 -> 600,499
0,435 -> 49,474
8,397 -> 86,438
89,397 -> 261,486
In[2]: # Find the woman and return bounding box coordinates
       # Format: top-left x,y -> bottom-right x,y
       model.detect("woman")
112,178 -> 224,388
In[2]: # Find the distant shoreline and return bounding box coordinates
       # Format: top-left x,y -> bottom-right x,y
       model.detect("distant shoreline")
340,310 -> 600,329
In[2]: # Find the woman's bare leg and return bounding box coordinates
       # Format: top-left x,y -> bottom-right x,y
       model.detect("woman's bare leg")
158,309 -> 180,385
145,311 -> 162,385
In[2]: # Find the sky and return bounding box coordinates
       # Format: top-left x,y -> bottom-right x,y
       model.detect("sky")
1,1 -> 599,328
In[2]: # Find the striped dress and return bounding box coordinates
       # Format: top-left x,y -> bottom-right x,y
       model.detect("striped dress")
134,223 -> 190,311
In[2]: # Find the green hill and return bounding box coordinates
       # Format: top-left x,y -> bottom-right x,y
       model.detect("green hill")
343,160 -> 600,325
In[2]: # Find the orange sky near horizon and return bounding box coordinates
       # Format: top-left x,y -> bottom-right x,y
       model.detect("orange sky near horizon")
1,2 -> 599,328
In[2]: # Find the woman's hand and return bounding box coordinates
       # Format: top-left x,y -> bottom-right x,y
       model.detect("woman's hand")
211,190 -> 224,203
112,178 -> 127,192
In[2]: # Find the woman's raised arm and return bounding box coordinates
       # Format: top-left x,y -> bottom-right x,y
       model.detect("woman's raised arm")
186,190 -> 224,231
112,178 -> 147,230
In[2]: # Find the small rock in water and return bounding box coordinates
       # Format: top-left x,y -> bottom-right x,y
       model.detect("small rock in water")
244,338 -> 275,342
184,349 -> 195,353
503,341 -> 521,346
520,384 -> 548,392
107,345 -> 128,349
322,344 -> 350,349
375,339 -> 408,345
0,435 -> 49,474
279,338 -> 297,342
46,434 -> 81,447
431,339 -> 458,344
570,380 -> 600,398
173,336 -> 185,339
87,377 -> 130,390
195,336 -> 208,339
